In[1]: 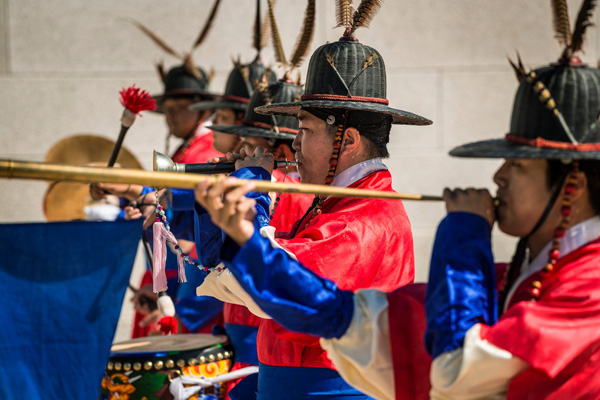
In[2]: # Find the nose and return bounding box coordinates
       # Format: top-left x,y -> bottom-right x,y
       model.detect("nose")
292,130 -> 302,152
493,160 -> 509,188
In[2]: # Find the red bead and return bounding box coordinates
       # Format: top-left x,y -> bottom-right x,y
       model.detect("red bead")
554,227 -> 565,238
326,177 -> 334,184
561,206 -> 572,216
564,184 -> 576,195
158,206 -> 163,210
180,253 -> 185,258
329,159 -> 338,166
156,218 -> 161,222
549,249 -> 560,259
529,287 -> 541,298
333,143 -> 341,150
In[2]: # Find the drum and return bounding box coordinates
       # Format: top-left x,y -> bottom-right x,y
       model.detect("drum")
99,334 -> 234,400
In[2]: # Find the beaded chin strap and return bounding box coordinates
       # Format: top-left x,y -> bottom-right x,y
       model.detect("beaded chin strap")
498,161 -> 579,311
529,161 -> 579,300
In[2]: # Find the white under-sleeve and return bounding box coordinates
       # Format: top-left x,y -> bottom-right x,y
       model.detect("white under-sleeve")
430,324 -> 529,400
321,289 -> 395,400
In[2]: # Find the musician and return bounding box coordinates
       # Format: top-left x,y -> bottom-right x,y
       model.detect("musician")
191,3 -> 600,399
90,63 -> 225,338
192,17 -> 432,399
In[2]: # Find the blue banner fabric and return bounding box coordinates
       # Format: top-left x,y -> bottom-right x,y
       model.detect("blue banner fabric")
0,219 -> 142,399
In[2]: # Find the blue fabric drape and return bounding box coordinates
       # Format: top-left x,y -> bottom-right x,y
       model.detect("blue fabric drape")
425,212 -> 498,359
0,219 -> 141,399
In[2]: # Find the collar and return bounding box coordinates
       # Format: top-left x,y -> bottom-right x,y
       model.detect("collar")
330,158 -> 388,189
506,216 -> 600,309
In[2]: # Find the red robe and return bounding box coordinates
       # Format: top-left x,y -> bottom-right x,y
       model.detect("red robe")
387,238 -> 600,400
259,170 -> 415,368
482,237 -> 600,400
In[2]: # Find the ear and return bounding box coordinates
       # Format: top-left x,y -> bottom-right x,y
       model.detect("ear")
274,143 -> 295,161
199,109 -> 212,122
339,127 -> 361,157
570,170 -> 588,202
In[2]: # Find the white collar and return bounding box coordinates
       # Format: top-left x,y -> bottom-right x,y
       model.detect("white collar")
505,216 -> 600,309
330,158 -> 388,189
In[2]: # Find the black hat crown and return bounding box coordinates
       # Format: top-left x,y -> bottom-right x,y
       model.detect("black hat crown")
304,39 -> 386,104
190,56 -> 278,112
163,65 -> 210,98
510,64 -> 600,148
210,79 -> 303,140
450,0 -> 600,160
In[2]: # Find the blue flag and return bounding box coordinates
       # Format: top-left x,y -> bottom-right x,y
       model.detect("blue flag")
0,219 -> 142,399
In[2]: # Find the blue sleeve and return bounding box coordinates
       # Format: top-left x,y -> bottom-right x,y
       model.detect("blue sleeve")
194,202 -> 224,268
140,186 -> 155,196
175,296 -> 224,332
193,166 -> 273,268
170,189 -> 196,211
174,255 -> 224,331
230,167 -> 271,229
425,212 -> 498,359
167,209 -> 195,242
220,226 -> 354,339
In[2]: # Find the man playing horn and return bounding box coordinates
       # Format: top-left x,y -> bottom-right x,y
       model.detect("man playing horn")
193,1 -> 432,398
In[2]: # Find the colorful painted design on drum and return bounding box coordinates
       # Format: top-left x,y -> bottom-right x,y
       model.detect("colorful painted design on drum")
183,359 -> 231,378
98,334 -> 232,400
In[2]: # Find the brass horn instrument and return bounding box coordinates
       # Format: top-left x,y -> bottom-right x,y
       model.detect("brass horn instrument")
153,151 -> 298,174
0,159 -> 443,201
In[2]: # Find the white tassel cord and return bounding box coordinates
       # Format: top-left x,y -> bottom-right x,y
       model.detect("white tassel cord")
169,366 -> 259,400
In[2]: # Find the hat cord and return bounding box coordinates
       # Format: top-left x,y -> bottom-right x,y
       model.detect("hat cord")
498,163 -> 577,313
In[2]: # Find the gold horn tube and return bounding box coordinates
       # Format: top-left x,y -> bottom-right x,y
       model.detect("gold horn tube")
0,159 -> 443,201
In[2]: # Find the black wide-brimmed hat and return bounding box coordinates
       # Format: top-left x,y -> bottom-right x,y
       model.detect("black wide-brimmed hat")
190,56 -> 277,112
256,39 -> 431,126
151,65 -> 213,113
210,79 -> 302,141
131,0 -> 222,114
451,1 -> 600,160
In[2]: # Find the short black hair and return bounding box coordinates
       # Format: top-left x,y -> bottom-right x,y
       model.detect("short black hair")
547,159 -> 600,215
322,110 -> 391,158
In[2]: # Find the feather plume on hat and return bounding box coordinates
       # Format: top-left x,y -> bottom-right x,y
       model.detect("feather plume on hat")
265,0 -> 316,79
131,0 -> 222,80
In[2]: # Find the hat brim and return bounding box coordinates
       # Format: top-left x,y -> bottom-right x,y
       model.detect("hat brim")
190,99 -> 248,112
450,138 -> 600,160
211,124 -> 296,141
151,91 -> 216,114
254,100 -> 432,126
